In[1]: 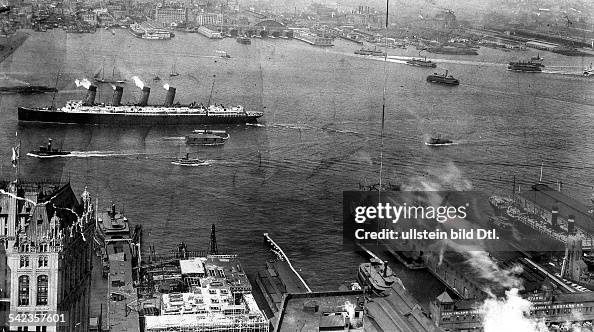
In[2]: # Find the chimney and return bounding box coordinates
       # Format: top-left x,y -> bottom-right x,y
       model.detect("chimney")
112,86 -> 124,106
164,87 -> 176,106
567,215 -> 575,235
138,86 -> 150,106
83,85 -> 97,105
383,261 -> 388,277
551,205 -> 559,229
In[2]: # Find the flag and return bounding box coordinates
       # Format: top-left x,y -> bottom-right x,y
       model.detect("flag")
11,144 -> 19,168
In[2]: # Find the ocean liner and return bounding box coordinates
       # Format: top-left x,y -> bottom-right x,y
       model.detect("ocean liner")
18,84 -> 263,125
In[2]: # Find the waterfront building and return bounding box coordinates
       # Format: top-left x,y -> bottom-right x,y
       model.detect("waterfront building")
430,289 -> 594,331
139,226 -> 268,332
80,11 -> 97,26
0,181 -> 96,332
195,12 -> 222,26
155,5 -> 188,25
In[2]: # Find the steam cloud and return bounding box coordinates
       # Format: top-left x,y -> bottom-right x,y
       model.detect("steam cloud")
131,76 -> 144,89
481,288 -> 549,332
163,83 -> 169,90
74,78 -> 92,89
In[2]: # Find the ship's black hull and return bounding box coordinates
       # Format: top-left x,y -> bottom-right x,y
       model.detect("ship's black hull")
18,107 -> 262,125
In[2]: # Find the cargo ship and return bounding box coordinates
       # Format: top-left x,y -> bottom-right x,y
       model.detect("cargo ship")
18,85 -> 263,125
426,70 -> 459,85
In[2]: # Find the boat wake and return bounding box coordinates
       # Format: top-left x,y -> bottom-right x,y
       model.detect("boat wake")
425,142 -> 458,147
271,123 -> 362,135
246,123 -> 265,127
171,160 -> 214,166
27,151 -> 148,158
161,136 -> 186,140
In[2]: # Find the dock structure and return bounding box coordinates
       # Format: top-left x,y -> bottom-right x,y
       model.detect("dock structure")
263,233 -> 311,293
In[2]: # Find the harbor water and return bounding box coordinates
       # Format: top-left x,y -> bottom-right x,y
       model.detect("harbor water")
1,29 -> 593,307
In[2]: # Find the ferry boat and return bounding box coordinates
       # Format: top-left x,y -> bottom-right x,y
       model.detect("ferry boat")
27,138 -> 71,158
129,23 -> 172,40
406,56 -> 437,68
236,36 -> 251,45
185,130 -> 229,146
426,70 -> 459,85
293,30 -> 334,46
354,48 -> 386,56
357,258 -> 400,295
18,85 -> 263,125
197,26 -> 222,39
507,61 -> 542,72
425,136 -> 453,146
171,153 -> 209,166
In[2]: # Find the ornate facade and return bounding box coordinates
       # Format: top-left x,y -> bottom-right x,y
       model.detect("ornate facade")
0,181 -> 95,332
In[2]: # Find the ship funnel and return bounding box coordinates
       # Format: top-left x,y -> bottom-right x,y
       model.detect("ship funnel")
164,86 -> 176,106
138,86 -> 150,106
112,86 -> 124,106
83,85 -> 97,106
567,215 -> 576,235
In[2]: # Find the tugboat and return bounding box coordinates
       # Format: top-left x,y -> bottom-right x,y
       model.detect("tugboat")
236,36 -> 251,45
406,52 -> 437,67
171,153 -> 209,166
27,138 -> 71,158
357,258 -> 400,295
216,50 -> 231,59
185,129 -> 229,146
584,64 -> 594,77
426,70 -> 459,85
425,135 -> 453,146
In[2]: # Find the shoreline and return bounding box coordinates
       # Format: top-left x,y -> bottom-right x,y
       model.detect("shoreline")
0,30 -> 29,64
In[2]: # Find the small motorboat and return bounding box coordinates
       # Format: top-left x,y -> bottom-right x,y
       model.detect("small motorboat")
425,135 -> 454,146
171,153 -> 209,166
27,138 -> 71,158
185,130 -> 229,146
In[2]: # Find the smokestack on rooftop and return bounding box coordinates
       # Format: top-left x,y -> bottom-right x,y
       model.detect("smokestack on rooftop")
83,85 -> 97,106
164,86 -> 176,106
138,86 -> 150,106
112,86 -> 124,106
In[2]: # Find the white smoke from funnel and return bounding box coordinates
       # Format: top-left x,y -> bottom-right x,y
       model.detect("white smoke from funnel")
481,288 -> 549,332
163,83 -> 169,90
466,251 -> 524,290
74,78 -> 92,89
131,76 -> 144,89
110,84 -> 116,90
343,301 -> 355,320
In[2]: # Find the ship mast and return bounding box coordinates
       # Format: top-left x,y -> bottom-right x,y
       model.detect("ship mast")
50,69 -> 60,110
208,75 -> 216,105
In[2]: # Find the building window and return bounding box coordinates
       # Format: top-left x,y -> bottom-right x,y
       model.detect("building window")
37,275 -> 48,305
38,256 -> 48,268
18,275 -> 29,306
20,256 -> 30,268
